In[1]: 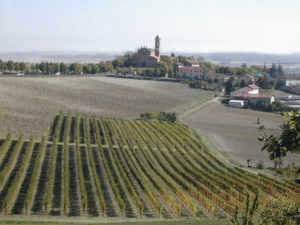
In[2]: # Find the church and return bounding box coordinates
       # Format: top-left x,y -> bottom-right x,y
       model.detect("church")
130,35 -> 161,68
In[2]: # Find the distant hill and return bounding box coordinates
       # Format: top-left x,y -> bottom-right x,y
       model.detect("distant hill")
0,51 -> 115,63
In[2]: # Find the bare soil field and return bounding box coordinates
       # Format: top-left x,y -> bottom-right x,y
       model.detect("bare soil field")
181,99 -> 299,168
0,76 -> 209,139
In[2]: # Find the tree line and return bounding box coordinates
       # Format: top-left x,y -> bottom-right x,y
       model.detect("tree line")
0,54 -> 284,78
0,59 -> 114,74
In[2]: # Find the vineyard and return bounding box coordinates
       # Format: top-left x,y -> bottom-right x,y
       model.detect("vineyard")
0,112 -> 299,219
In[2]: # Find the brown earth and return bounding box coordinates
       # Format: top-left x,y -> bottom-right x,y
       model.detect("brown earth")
181,99 -> 299,167
0,76 -> 209,139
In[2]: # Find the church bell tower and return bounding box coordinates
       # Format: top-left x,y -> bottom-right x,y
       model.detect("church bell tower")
155,35 -> 160,57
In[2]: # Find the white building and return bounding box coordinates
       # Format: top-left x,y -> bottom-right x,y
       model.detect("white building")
233,93 -> 274,105
277,75 -> 300,87
230,84 -> 259,98
229,100 -> 244,108
178,66 -> 204,79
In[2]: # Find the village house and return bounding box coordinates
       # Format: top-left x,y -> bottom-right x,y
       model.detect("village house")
277,74 -> 300,94
203,72 -> 230,84
229,84 -> 274,108
230,84 -> 260,98
277,74 -> 300,87
177,66 -> 204,79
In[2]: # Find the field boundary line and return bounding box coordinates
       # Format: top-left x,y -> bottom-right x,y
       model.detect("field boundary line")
170,94 -> 215,118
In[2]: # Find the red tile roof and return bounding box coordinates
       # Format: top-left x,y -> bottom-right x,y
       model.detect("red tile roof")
248,84 -> 259,89
244,87 -> 252,91
179,66 -> 203,70
234,93 -> 273,98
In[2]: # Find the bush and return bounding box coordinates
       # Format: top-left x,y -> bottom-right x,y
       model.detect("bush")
140,112 -> 177,122
187,80 -> 218,90
256,160 -> 265,169
253,101 -> 292,112
259,200 -> 300,225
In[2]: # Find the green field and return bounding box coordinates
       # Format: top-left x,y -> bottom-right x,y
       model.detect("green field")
0,113 -> 299,222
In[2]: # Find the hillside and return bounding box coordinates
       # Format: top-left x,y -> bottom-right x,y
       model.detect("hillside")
0,113 -> 298,219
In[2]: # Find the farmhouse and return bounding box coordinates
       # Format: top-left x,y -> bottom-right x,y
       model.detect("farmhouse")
131,35 -> 161,68
230,84 -> 274,106
232,93 -> 275,105
230,84 -> 259,98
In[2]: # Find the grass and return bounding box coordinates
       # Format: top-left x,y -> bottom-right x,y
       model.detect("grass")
0,218 -> 230,225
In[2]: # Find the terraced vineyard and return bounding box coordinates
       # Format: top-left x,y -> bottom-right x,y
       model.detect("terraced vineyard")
0,112 -> 299,219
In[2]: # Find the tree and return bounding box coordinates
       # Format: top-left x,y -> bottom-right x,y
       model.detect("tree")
7,60 -> 15,71
225,78 -> 234,95
19,62 -> 26,72
256,75 -> 273,89
277,64 -> 284,75
258,111 -> 300,161
270,63 -> 276,77
0,59 -> 4,71
241,63 -> 247,69
240,79 -> 247,87
171,52 -> 175,57
60,62 -> 68,74
69,62 -> 83,74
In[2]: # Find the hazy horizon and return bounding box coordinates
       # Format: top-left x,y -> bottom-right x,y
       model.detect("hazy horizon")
1,0 -> 300,54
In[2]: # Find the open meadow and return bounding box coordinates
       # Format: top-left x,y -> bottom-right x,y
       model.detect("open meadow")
180,99 -> 299,168
0,76 -> 210,139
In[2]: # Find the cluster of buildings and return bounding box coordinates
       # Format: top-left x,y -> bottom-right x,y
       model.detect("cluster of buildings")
229,84 -> 274,108
277,74 -> 300,94
130,35 -> 205,79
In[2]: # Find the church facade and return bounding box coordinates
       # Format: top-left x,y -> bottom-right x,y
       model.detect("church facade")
131,35 -> 160,68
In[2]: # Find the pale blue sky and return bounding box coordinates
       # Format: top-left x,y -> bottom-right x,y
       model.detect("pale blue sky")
0,0 -> 299,53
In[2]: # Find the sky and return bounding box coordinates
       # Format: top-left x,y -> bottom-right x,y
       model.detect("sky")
0,0 -> 300,53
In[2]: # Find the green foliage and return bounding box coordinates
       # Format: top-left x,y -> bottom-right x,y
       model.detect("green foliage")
0,113 -> 299,219
24,136 -> 46,214
225,78 -> 235,95
200,61 -> 216,73
69,62 -> 83,74
230,194 -> 259,225
3,136 -> 35,214
258,110 -> 300,161
84,116 -> 106,213
187,80 -> 218,90
75,114 -> 88,214
256,75 -> 274,89
63,113 -> 71,215
0,133 -> 12,166
140,112 -> 177,122
93,117 -> 126,214
253,101 -> 292,112
44,138 -> 58,215
259,200 -> 300,225
0,135 -> 23,191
